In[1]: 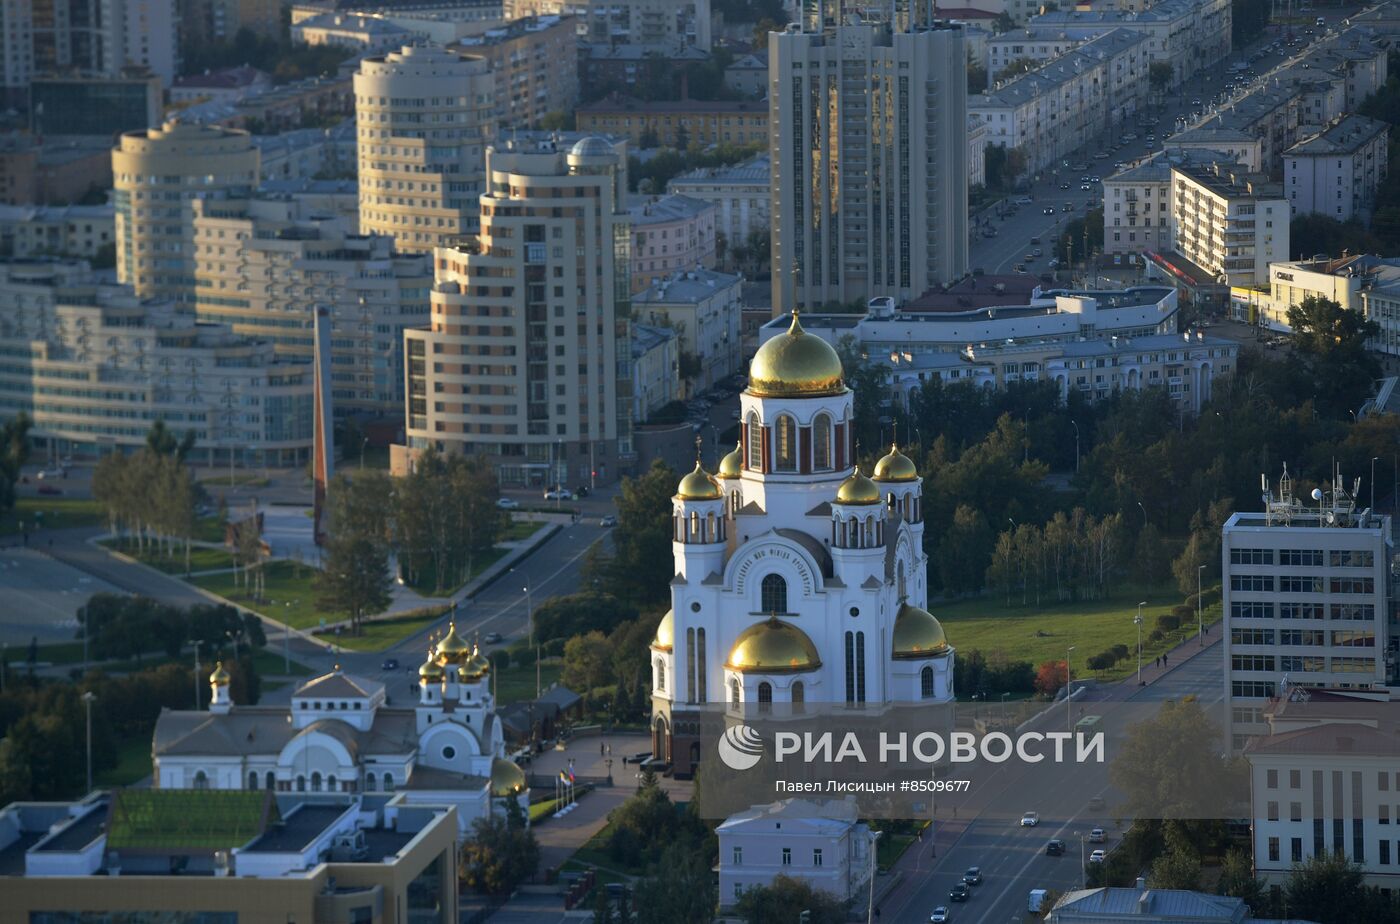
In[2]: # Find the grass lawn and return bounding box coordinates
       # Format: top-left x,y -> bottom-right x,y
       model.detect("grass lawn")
250,648 -> 312,676
0,497 -> 105,534
931,585 -> 1198,680
502,519 -> 546,542
191,560 -> 321,629
405,546 -> 509,597
96,738 -> 153,787
493,661 -> 562,704
101,538 -> 235,574
192,516 -> 228,543
331,608 -> 450,653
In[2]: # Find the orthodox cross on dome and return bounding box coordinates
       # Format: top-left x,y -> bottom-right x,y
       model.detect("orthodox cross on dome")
695,434 -> 704,462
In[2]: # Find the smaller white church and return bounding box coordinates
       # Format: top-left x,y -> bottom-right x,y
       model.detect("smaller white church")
152,623 -> 528,836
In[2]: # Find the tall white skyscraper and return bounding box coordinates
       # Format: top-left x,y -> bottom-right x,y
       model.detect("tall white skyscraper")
770,7 -> 968,311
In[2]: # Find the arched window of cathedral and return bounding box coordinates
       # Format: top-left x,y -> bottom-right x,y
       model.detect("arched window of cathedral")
844,632 -> 855,703
689,510 -> 699,541
266,771 -> 275,791
655,658 -> 666,692
898,561 -> 906,600
383,773 -> 394,792
813,413 -> 833,470
747,414 -> 763,470
758,682 -> 772,713
296,775 -> 306,792
730,679 -> 741,707
328,775 -> 338,792
248,771 -> 258,790
311,772 -> 322,792
791,681 -> 804,708
775,414 -> 797,471
921,666 -> 935,699
696,628 -> 707,702
761,573 -> 788,614
194,771 -> 208,790
366,772 -> 376,792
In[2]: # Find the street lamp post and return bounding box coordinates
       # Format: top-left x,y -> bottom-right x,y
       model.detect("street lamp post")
1135,600 -> 1147,685
82,690 -> 96,794
189,640 -> 202,707
522,582 -> 539,699
867,830 -> 883,924
1136,501 -> 1147,530
1197,564 -> 1206,647
1065,646 -> 1075,731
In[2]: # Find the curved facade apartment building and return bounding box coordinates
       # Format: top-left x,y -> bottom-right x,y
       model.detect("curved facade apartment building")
403,135 -> 634,487
111,120 -> 260,301
354,45 -> 498,254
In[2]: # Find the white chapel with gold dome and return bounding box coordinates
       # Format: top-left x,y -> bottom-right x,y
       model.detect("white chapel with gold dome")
650,312 -> 956,776
151,623 -> 528,838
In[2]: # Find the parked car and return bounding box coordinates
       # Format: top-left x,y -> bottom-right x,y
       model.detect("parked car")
1020,811 -> 1039,827
1089,849 -> 1107,863
963,867 -> 983,886
544,488 -> 573,500
483,632 -> 503,644
600,515 -> 618,527
1046,839 -> 1066,856
1089,827 -> 1106,843
930,907 -> 950,923
381,658 -> 400,671
625,751 -> 652,765
949,883 -> 971,903
496,497 -> 521,510
575,485 -> 590,498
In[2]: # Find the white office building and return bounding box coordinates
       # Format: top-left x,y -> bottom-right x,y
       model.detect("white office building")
1170,161 -> 1288,288
1285,115 -> 1390,223
717,799 -> 874,910
1221,471 -> 1395,753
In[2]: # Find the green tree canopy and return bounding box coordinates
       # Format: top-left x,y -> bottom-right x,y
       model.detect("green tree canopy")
1286,295 -> 1381,418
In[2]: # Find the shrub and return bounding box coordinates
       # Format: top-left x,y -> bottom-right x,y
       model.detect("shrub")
1199,585 -> 1221,607
1171,604 -> 1194,622
490,649 -> 511,670
1149,629 -> 1165,642
1111,644 -> 1129,661
543,638 -> 566,658
1157,613 -> 1181,632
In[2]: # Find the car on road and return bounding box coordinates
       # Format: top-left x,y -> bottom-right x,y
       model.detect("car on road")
1031,248 -> 1043,257
1014,264 -> 1027,274
949,883 -> 971,902
543,488 -> 573,500
1013,196 -> 1034,204
37,484 -> 62,495
1020,811 -> 1040,827
1094,151 -> 1110,159
1080,183 -> 1091,191
1046,839 -> 1066,856
1088,796 -> 1106,810
1042,207 -> 1056,215
600,515 -> 618,527
496,497 -> 520,510
1090,176 -> 1101,183
1191,98 -> 1202,106
963,867 -> 982,886
1089,849 -> 1107,863
1023,253 -> 1036,263
930,907 -> 950,923
1061,204 -> 1073,212
381,658 -> 400,671
1059,183 -> 1070,190
1029,236 -> 1041,244
1089,827 -> 1106,843
1079,175 -> 1090,182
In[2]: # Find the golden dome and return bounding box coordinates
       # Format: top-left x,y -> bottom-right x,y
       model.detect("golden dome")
892,603 -> 950,660
677,461 -> 723,500
717,441 -> 743,479
209,661 -> 231,685
490,758 -> 527,797
461,646 -> 491,679
436,622 -> 471,662
874,443 -> 919,482
835,468 -> 881,505
747,312 -> 845,398
725,616 -> 822,674
652,609 -> 674,651
419,649 -> 444,680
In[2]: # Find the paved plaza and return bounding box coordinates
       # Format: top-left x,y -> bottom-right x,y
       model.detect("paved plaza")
0,548 -> 119,646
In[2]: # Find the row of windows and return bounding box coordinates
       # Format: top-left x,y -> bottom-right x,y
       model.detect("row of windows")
1231,547 -> 1375,567
1230,575 -> 1376,594
1231,602 -> 1378,620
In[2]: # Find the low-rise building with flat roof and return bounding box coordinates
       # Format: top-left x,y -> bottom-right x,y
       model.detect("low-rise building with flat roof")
628,193 -> 717,293
667,154 -> 770,247
631,322 -> 680,419
633,266 -> 742,391
1285,115 -> 1390,222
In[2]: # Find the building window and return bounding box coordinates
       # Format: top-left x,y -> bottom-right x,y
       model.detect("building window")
921,666 -> 935,699
782,847 -> 792,865
813,414 -> 832,470
194,771 -> 209,791
442,746 -> 456,761
297,775 -> 306,792
1292,837 -> 1303,862
1268,837 -> 1280,862
730,679 -> 741,707
656,658 -> 666,692
761,574 -> 788,614
775,414 -> 797,471
733,846 -> 742,865
1267,769 -> 1279,789
383,772 -> 394,792
248,772 -> 258,790
758,682 -> 772,713
366,772 -> 377,792
266,771 -> 275,791
791,681 -> 804,706
747,415 -> 762,470
311,772 -> 322,792
813,848 -> 823,866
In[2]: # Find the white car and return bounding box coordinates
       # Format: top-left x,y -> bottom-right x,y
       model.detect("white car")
543,488 -> 573,500
1089,827 -> 1105,843
1020,811 -> 1039,827
495,498 -> 520,510
930,907 -> 951,923
1089,849 -> 1106,863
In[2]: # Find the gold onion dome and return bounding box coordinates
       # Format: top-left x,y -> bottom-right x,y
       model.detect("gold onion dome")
892,602 -> 950,660
835,468 -> 881,505
209,662 -> 231,685
717,441 -> 743,479
462,646 -> 491,679
490,758 -> 527,797
874,443 -> 919,482
436,622 -> 471,662
747,311 -> 845,398
419,649 -> 445,680
652,609 -> 674,651
725,616 -> 822,674
677,460 -> 723,500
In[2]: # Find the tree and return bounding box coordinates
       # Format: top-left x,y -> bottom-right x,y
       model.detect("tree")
1149,849 -> 1201,890
601,459 -> 677,606
146,419 -> 196,463
534,592 -> 639,643
1286,295 -> 1381,418
734,874 -> 848,924
1149,62 -> 1174,95
835,335 -> 890,454
459,798 -> 539,895
1110,697 -> 1247,821
562,630 -> 613,694
0,413 -> 30,517
937,505 -> 993,595
1217,847 -> 1268,910
1034,659 -> 1067,698
633,841 -> 717,924
315,535 -> 391,634
1284,852 -> 1372,924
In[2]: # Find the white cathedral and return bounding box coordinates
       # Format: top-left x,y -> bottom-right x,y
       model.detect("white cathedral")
650,312 -> 956,776
152,624 -> 528,836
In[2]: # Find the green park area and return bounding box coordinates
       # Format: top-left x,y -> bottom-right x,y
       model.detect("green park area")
191,559 -> 321,628
330,608 -> 448,653
100,537 -> 236,574
0,497 -> 105,534
931,586 -> 1219,682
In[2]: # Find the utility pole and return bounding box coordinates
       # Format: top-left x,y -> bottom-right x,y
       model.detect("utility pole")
190,640 -> 202,708
1135,601 -> 1147,684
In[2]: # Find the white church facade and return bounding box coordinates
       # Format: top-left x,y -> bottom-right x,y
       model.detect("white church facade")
152,625 -> 528,837
651,311 -> 957,778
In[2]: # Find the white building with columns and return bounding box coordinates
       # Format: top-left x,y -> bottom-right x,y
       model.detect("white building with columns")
152,626 -> 527,837
649,312 -> 956,778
